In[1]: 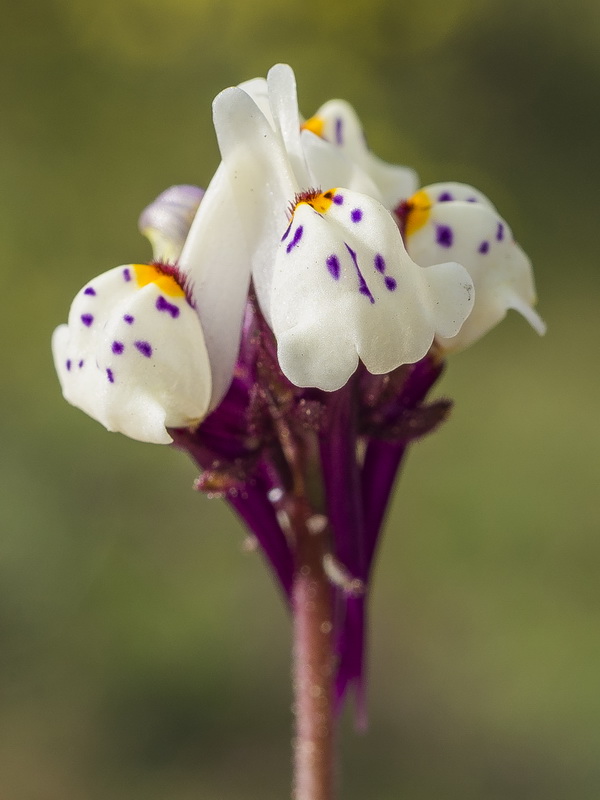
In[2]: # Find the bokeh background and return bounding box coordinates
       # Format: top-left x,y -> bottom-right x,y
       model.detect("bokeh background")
2,0 -> 600,797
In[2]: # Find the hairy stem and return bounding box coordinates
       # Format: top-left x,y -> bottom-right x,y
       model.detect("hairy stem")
292,509 -> 336,800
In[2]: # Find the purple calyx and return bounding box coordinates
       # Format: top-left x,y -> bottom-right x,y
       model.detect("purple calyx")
170,297 -> 448,726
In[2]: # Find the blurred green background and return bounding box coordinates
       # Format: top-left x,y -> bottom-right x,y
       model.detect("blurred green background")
2,0 -> 600,797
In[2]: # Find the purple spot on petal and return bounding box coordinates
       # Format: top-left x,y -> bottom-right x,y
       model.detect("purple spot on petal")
335,117 -> 343,145
78,360 -> 84,368
436,225 -> 453,247
156,295 -> 180,318
496,222 -> 505,241
333,194 -> 344,205
478,241 -> 490,254
123,314 -> 134,324
467,197 -> 478,203
384,276 -> 397,291
345,244 -> 375,304
286,225 -> 304,253
351,208 -> 363,223
66,359 -> 71,371
84,286 -> 96,296
326,254 -> 341,280
438,192 -> 453,202
135,340 -> 152,358
106,368 -> 114,384
374,253 -> 386,273
81,313 -> 94,327
281,222 -> 292,241
112,341 -> 124,355
123,268 -> 131,282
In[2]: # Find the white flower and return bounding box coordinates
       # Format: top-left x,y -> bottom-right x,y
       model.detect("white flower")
213,64 -> 474,390
52,178 -> 252,444
301,98 -> 418,209
52,263 -> 212,444
401,182 -> 546,352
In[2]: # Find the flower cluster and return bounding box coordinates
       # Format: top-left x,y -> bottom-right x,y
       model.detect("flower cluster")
52,64 -> 545,717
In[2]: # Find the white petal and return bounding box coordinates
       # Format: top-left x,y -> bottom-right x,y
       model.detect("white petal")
403,186 -> 545,351
270,188 -> 473,390
301,130 -> 384,201
237,77 -> 272,123
52,265 -> 212,444
304,99 -> 418,208
266,64 -> 310,187
211,86 -> 298,325
138,185 -> 204,263
177,162 -> 251,408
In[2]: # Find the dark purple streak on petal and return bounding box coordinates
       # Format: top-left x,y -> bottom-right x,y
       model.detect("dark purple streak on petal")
326,254 -> 341,280
134,340 -> 152,358
156,295 -> 180,318
286,224 -> 304,253
345,244 -> 374,303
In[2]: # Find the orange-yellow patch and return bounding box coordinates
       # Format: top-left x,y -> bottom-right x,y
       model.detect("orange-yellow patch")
296,188 -> 338,215
301,115 -> 325,138
133,264 -> 185,298
403,190 -> 433,238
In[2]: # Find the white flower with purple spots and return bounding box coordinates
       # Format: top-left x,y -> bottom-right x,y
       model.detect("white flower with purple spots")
52,175 -> 253,444
400,182 -> 546,352
52,263 -> 212,444
213,65 -> 475,390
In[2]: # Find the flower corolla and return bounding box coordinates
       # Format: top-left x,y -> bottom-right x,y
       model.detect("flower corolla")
213,64 -> 475,390
400,182 -> 546,351
52,180 -> 252,444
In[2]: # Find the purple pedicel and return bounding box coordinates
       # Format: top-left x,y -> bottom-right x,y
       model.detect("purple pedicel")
106,368 -> 114,384
436,225 -> 453,247
66,359 -> 71,371
123,267 -> 131,282
333,194 -> 344,205
496,221 -> 505,241
478,241 -> 490,254
80,313 -> 94,327
286,224 -> 304,254
112,341 -> 124,355
374,253 -> 386,273
78,360 -> 84,368
438,192 -> 453,202
318,390 -> 367,719
384,276 -> 397,291
351,208 -> 363,223
83,287 -> 96,296
134,340 -> 152,358
326,254 -> 341,280
123,314 -> 134,324
345,244 -> 374,304
335,116 -> 343,145
156,295 -> 180,319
